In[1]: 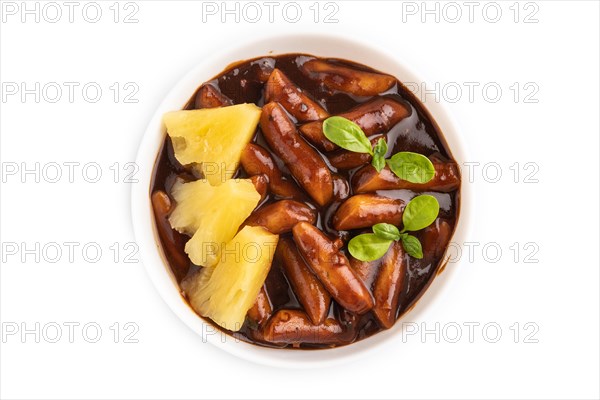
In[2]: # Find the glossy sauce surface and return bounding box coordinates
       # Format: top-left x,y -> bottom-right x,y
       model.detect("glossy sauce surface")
151,54 -> 460,349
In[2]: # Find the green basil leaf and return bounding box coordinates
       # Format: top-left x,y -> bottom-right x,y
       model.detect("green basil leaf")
348,233 -> 393,262
386,152 -> 435,183
402,195 -> 440,232
372,222 -> 401,241
323,116 -> 373,155
401,234 -> 423,259
372,154 -> 386,173
371,138 -> 388,172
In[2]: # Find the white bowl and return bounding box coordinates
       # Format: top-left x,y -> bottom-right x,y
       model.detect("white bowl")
132,33 -> 470,368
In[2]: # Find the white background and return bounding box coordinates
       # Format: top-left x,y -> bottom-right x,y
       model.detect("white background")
1,1 -> 599,399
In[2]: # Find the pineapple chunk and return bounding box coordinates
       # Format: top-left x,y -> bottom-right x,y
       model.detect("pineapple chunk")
182,226 -> 279,331
169,179 -> 260,267
163,104 -> 261,186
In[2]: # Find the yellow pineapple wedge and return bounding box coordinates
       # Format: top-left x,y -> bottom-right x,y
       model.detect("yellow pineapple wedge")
163,104 -> 261,186
181,225 -> 279,331
169,178 -> 260,267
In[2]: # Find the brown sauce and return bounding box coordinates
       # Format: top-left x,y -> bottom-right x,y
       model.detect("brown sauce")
150,54 -> 461,349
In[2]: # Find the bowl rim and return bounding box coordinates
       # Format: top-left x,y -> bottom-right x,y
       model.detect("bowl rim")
131,32 -> 471,368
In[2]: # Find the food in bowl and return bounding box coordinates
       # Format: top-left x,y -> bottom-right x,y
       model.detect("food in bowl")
150,54 -> 461,349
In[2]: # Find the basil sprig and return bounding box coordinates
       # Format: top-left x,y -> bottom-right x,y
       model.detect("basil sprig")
323,116 -> 387,172
386,152 -> 435,184
347,233 -> 394,261
371,138 -> 388,173
372,222 -> 400,241
322,116 -> 435,182
348,195 -> 440,261
323,117 -> 372,154
402,194 -> 440,231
